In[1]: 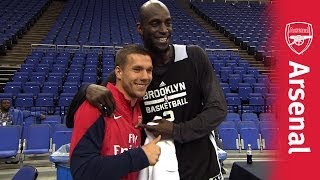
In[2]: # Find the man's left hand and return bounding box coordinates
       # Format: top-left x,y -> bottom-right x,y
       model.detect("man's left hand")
40,114 -> 46,120
139,119 -> 173,139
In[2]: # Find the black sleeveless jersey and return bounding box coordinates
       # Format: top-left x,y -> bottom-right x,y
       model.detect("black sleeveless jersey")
141,44 -> 227,180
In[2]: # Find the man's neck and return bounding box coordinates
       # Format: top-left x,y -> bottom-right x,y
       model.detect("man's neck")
115,83 -> 138,105
152,45 -> 173,66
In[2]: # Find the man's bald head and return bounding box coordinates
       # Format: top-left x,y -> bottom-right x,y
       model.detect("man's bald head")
139,0 -> 170,25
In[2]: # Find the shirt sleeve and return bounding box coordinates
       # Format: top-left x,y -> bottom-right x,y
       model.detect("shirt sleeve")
65,83 -> 89,128
173,45 -> 227,143
10,109 -> 23,125
70,101 -> 149,180
22,110 -> 40,118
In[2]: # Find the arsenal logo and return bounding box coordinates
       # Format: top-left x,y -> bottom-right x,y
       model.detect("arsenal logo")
285,22 -> 313,55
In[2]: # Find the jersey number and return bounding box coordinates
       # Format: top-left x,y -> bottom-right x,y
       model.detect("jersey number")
155,110 -> 175,122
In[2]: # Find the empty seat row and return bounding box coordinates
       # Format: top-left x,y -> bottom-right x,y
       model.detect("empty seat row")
218,120 -> 279,150
0,0 -> 51,55
0,124 -> 72,164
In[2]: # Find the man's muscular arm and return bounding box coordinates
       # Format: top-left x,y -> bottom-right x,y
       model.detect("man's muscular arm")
66,72 -> 116,128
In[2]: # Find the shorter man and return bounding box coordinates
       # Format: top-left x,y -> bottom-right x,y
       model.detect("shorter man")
70,45 -> 161,180
0,99 -> 46,126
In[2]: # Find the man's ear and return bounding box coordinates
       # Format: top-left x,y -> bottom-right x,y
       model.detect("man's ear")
115,66 -> 122,80
136,22 -> 142,36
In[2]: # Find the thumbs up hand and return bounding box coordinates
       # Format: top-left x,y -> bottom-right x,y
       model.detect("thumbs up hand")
141,135 -> 161,165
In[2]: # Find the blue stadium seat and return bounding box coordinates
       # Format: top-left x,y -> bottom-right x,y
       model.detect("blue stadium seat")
238,83 -> 252,102
268,84 -> 278,94
22,82 -> 41,96
15,96 -> 34,108
241,113 -> 259,122
0,125 -> 21,159
34,93 -> 54,114
12,165 -> 38,180
35,94 -> 54,107
72,57 -> 85,65
253,83 -> 268,96
42,83 -> 60,98
257,74 -> 270,86
228,74 -> 241,92
242,74 -> 256,86
86,59 -> 98,66
82,73 -> 97,83
25,58 -> 40,66
84,66 -> 98,74
4,84 -> 21,97
233,67 -> 246,76
22,124 -> 51,159
16,93 -> 34,99
19,65 -> 34,73
248,93 -> 265,113
225,113 -> 241,123
220,67 -> 233,83
58,95 -> 73,107
52,131 -> 72,152
62,85 -> 78,94
47,73 -> 64,86
34,66 -> 50,74
102,67 -> 114,75
238,61 -> 249,71
265,93 -> 276,112
29,72 -> 46,84
54,124 -> 71,132
238,122 -> 260,150
212,61 -> 224,74
260,127 -> 279,150
0,93 -> 14,103
55,58 -> 69,66
21,116 -> 36,140
218,121 -> 240,150
226,93 -> 241,113
69,65 -> 83,73
41,58 -> 54,68
219,83 -> 230,95
247,67 -> 259,78
12,72 -> 29,84
51,65 -> 66,73
259,113 -> 276,122
44,115 -> 62,124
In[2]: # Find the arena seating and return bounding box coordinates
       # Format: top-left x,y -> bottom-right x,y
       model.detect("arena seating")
218,112 -> 278,150
0,0 -> 277,152
41,0 -> 225,49
0,0 -> 51,55
191,1 -> 276,66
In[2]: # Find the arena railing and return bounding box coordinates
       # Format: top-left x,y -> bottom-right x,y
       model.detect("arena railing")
31,44 -> 123,55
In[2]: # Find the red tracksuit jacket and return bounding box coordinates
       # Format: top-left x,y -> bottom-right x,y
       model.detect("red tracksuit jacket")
70,83 -> 149,180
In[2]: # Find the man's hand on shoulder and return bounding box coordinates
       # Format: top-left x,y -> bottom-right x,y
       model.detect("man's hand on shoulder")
86,84 -> 115,116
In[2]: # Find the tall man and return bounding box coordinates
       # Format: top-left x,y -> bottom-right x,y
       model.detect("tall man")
68,1 -> 227,179
70,45 -> 161,180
